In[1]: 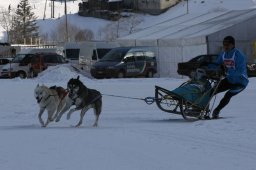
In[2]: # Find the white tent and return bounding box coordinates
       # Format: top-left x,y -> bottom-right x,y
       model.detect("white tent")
118,9 -> 256,77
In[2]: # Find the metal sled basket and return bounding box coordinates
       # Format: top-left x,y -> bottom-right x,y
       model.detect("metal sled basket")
155,78 -> 221,120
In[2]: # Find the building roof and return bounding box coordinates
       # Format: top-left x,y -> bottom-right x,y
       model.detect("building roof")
119,9 -> 256,41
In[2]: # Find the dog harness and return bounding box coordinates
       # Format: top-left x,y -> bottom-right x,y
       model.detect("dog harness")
40,94 -> 58,109
41,89 -> 68,109
71,93 -> 102,108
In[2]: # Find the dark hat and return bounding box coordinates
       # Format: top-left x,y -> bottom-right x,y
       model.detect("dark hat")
223,36 -> 235,45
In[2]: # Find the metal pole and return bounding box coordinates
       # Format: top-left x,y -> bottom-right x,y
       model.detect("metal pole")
43,0 -> 47,20
117,20 -> 120,38
53,0 -> 55,18
51,1 -> 52,18
187,0 -> 189,14
64,0 -> 68,42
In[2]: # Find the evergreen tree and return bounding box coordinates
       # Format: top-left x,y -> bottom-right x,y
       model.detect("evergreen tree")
10,0 -> 39,44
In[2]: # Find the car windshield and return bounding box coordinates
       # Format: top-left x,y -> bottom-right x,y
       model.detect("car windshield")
100,48 -> 130,62
11,54 -> 26,63
189,55 -> 218,63
58,55 -> 66,63
189,56 -> 204,62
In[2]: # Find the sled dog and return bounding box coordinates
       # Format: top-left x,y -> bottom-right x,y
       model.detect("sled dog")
55,76 -> 102,127
34,84 -> 67,127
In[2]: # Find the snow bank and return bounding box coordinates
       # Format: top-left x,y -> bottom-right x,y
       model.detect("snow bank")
36,64 -> 92,83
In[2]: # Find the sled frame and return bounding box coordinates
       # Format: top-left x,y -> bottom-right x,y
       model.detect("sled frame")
155,79 -> 220,120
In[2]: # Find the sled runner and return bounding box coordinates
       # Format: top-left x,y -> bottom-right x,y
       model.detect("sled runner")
154,68 -> 222,120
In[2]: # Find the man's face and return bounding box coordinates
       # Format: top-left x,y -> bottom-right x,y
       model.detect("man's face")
223,41 -> 234,52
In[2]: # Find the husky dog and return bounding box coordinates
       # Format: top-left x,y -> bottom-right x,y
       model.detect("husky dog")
34,85 -> 67,127
55,76 -> 102,127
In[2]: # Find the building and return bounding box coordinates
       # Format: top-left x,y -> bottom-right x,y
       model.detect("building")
118,9 -> 256,77
78,0 -> 124,20
79,0 -> 181,18
138,0 -> 181,15
122,0 -> 181,14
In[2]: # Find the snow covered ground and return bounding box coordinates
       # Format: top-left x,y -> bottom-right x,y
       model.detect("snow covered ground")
0,65 -> 256,170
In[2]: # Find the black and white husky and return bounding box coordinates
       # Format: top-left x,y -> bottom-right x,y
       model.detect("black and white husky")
55,76 -> 102,127
34,85 -> 67,127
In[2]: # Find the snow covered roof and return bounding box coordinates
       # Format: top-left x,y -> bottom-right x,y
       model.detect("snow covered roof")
119,9 -> 256,41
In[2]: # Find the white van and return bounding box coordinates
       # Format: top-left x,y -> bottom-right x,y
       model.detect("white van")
63,41 -> 120,70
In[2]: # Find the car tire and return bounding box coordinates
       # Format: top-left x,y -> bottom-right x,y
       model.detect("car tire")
117,71 -> 125,78
147,70 -> 154,78
17,71 -> 27,79
31,70 -> 38,78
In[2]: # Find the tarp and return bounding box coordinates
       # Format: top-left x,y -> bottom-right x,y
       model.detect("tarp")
118,9 -> 256,77
172,81 -> 211,109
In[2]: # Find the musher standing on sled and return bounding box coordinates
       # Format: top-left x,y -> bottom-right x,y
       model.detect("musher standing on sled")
212,36 -> 249,119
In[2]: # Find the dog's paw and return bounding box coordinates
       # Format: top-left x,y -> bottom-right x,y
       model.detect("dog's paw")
75,122 -> 82,127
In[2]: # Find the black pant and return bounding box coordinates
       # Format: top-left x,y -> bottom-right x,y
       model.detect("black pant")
213,78 -> 245,112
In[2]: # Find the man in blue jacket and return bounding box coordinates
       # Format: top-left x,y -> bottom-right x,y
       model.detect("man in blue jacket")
212,36 -> 249,119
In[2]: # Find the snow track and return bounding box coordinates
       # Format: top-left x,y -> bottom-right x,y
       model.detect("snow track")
0,73 -> 256,170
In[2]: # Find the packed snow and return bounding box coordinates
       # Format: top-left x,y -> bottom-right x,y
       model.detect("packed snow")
0,65 -> 256,170
1,0 -> 256,169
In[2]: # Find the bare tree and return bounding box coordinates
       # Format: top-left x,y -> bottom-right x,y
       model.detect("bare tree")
119,14 -> 143,34
99,22 -> 119,41
42,21 -> 94,42
100,14 -> 143,41
75,29 -> 94,41
0,7 -> 15,42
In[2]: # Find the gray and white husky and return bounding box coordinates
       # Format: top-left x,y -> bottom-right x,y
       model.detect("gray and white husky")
34,84 -> 67,127
55,76 -> 102,127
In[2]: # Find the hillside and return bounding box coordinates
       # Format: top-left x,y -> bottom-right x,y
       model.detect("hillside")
1,0 -> 256,41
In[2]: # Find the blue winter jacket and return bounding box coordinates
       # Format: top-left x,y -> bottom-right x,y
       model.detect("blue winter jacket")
216,48 -> 249,87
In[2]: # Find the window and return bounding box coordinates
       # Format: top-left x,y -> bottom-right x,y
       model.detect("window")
134,52 -> 145,61
125,56 -> 135,62
12,54 -> 26,63
0,59 -> 10,65
57,55 -> 66,63
20,54 -> 34,66
65,49 -> 80,59
92,49 -> 112,60
97,49 -> 112,59
44,55 -> 59,63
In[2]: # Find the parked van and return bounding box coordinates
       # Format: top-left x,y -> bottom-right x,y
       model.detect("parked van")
0,48 -> 63,78
90,47 -> 157,78
63,41 -> 119,68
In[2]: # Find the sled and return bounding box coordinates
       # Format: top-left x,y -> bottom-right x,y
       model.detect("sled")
154,69 -> 222,120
